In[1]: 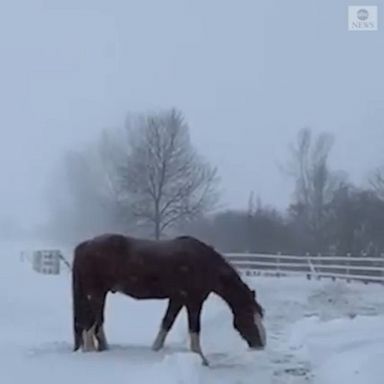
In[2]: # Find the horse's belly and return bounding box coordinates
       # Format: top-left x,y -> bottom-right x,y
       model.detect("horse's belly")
123,289 -> 168,299
113,282 -> 169,300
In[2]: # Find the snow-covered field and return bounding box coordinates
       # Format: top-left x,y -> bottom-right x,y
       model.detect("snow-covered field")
1,242 -> 384,384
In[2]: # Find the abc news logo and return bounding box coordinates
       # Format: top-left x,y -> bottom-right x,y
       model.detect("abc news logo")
348,6 -> 378,31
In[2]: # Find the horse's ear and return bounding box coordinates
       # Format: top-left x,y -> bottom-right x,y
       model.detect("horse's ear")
251,289 -> 256,298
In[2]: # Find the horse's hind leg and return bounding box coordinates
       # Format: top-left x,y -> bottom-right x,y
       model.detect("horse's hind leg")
95,325 -> 108,351
82,291 -> 108,352
74,322 -> 83,351
94,291 -> 108,351
80,294 -> 98,352
152,299 -> 183,351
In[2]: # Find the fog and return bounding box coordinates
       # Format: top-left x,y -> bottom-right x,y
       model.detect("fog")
1,0 -> 383,236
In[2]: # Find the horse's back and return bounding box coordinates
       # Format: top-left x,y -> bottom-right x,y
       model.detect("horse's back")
131,235 -> 225,267
72,233 -> 231,296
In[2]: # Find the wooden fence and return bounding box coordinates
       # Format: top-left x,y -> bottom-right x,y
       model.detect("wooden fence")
22,247 -> 384,285
225,252 -> 384,284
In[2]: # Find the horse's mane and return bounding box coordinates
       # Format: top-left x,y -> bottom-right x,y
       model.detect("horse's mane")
175,236 -> 255,300
191,239 -> 263,315
176,236 -> 239,268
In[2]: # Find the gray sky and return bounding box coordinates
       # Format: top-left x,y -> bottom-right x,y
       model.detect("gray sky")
1,0 -> 384,228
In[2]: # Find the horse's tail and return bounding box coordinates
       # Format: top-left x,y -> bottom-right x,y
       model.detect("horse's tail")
72,242 -> 88,351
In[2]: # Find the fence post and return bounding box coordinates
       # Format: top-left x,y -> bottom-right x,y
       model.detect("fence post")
317,253 -> 322,280
381,253 -> 384,285
306,252 -> 311,280
361,251 -> 368,285
331,251 -> 336,281
276,252 -> 281,277
346,253 -> 351,283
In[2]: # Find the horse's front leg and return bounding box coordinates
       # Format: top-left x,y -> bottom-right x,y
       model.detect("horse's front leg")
186,300 -> 209,366
152,299 -> 183,351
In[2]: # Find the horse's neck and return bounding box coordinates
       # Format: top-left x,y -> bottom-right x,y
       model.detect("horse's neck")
213,271 -> 247,315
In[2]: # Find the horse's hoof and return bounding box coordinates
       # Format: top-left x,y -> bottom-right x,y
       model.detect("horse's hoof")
97,345 -> 108,352
201,357 -> 210,367
151,344 -> 163,352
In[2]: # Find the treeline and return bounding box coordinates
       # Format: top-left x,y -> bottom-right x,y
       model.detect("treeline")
185,128 -> 384,256
184,187 -> 384,256
186,128 -> 384,256
47,108 -> 384,256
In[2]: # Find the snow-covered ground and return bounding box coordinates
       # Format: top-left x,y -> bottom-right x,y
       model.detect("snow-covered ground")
1,242 -> 384,384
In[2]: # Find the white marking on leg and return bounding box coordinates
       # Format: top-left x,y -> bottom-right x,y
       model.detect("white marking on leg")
93,333 -> 100,351
152,328 -> 168,351
82,324 -> 97,352
254,313 -> 267,347
82,329 -> 93,351
189,332 -> 209,366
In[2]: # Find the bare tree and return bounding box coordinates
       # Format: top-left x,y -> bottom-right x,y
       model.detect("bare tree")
369,167 -> 384,200
116,108 -> 219,239
285,127 -> 345,250
287,128 -> 335,208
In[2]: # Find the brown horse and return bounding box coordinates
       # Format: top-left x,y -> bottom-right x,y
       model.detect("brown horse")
72,233 -> 266,365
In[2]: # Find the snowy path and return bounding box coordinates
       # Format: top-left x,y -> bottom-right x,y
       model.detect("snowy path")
1,243 -> 384,383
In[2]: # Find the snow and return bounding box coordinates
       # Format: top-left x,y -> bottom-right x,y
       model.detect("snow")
288,314 -> 384,384
1,241 -> 384,383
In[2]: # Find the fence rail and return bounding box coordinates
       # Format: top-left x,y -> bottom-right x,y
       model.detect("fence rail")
225,252 -> 384,284
22,246 -> 384,285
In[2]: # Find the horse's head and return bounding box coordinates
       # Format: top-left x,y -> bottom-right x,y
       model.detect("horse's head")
233,289 -> 266,349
